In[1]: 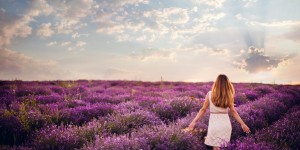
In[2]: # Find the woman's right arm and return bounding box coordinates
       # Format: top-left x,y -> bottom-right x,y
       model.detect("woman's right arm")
183,93 -> 209,132
229,104 -> 251,134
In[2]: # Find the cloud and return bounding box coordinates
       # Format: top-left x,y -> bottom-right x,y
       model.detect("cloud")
271,55 -> 300,84
117,0 -> 149,6
234,46 -> 291,73
46,40 -> 86,51
98,0 -> 149,8
47,41 -> 57,46
96,24 -> 125,34
144,7 -> 190,25
283,25 -> 300,43
0,10 -> 32,46
91,0 -> 228,43
192,27 -> 246,52
102,67 -> 139,79
95,7 -> 225,42
200,12 -> 226,21
192,0 -> 225,8
61,41 -> 71,46
93,2 -> 227,42
47,41 -> 73,47
76,41 -> 86,47
175,43 -> 230,56
163,12 -> 226,41
71,32 -> 89,39
50,0 -> 94,34
236,14 -> 300,27
87,0 -> 149,36
0,48 -> 67,80
94,12 -> 121,34
0,0 -> 94,42
129,43 -> 230,63
0,0 -> 54,46
94,10 -> 148,36
175,44 -> 209,54
36,23 -> 54,37
243,0 -> 258,7
68,41 -> 86,51
210,48 -> 229,56
130,47 -> 177,61
28,0 -> 54,16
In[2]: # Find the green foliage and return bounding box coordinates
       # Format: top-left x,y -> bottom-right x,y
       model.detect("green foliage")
18,102 -> 29,131
57,81 -> 78,89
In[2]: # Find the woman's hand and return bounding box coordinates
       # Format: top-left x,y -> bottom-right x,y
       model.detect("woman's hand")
188,121 -> 196,129
182,126 -> 194,132
182,122 -> 196,132
182,127 -> 193,132
241,123 -> 250,134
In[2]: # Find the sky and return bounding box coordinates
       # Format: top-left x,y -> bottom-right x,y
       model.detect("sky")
0,0 -> 300,84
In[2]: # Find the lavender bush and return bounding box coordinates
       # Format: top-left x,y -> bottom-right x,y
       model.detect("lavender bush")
58,102 -> 114,125
104,109 -> 162,135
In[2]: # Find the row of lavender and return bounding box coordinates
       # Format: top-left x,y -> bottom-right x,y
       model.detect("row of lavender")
227,105 -> 300,150
0,80 -> 299,149
82,86 -> 300,150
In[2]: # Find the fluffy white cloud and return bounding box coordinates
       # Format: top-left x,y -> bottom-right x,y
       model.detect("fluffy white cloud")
94,11 -> 128,34
74,0 -> 149,37
51,0 -> 95,34
170,12 -> 226,39
28,0 -> 54,16
95,6 -> 226,42
0,0 -> 53,46
0,11 -> 32,46
36,23 -> 54,37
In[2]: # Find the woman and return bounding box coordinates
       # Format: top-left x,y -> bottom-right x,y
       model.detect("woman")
183,74 -> 250,150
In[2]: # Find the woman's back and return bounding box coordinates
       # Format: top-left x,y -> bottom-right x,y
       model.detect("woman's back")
208,91 -> 228,113
184,74 -> 250,149
205,90 -> 232,147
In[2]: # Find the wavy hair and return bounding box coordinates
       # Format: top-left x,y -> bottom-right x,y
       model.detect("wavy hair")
211,74 -> 235,108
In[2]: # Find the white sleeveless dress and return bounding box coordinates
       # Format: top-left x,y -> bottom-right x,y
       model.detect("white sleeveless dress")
204,91 -> 232,147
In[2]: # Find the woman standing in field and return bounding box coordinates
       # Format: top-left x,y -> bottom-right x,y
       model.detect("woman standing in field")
183,74 -> 250,150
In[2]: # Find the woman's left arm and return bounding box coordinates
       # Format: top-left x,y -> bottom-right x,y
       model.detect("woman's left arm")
184,93 -> 209,131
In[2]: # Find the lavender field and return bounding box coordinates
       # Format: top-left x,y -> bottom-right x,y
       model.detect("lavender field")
0,80 -> 299,149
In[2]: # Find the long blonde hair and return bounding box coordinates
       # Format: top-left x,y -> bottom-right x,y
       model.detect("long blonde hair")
211,74 -> 235,108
